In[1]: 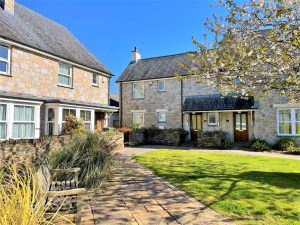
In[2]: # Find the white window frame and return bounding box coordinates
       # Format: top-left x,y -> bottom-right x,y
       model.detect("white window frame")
132,82 -> 144,99
58,63 -> 73,88
0,45 -> 10,75
157,111 -> 166,123
80,110 -> 92,130
12,105 -> 35,139
158,80 -> 166,92
92,74 -> 99,87
207,112 -> 219,126
62,108 -> 76,123
0,104 -> 7,140
132,112 -> 144,126
47,108 -> 56,136
277,108 -> 300,136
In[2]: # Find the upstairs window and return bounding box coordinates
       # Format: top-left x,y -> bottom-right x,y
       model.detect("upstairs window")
0,45 -> 10,75
158,80 -> 166,92
277,109 -> 300,135
133,83 -> 144,99
0,104 -> 7,139
92,74 -> 98,86
58,63 -> 72,87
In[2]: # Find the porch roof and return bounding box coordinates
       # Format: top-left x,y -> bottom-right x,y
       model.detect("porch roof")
183,94 -> 259,112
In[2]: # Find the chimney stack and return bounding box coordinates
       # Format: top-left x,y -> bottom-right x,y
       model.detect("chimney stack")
131,47 -> 141,63
1,0 -> 15,14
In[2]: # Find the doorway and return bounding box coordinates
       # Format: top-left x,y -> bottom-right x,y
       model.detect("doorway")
95,112 -> 106,131
233,112 -> 249,142
190,113 -> 202,141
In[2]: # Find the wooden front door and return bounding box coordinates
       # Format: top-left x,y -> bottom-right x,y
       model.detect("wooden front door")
234,112 -> 249,142
190,114 -> 202,141
95,112 -> 105,131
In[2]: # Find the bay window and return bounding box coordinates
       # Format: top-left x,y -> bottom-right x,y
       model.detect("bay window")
0,104 -> 7,139
13,105 -> 35,139
277,109 -> 300,136
80,110 -> 92,130
47,108 -> 55,135
133,83 -> 144,99
62,108 -> 76,129
0,45 -> 10,75
58,63 -> 72,87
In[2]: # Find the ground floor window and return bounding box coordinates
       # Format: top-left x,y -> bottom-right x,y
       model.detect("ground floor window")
157,112 -> 166,123
208,112 -> 219,126
13,105 -> 35,139
80,110 -> 92,130
62,108 -> 76,129
132,113 -> 144,126
0,104 -> 7,139
277,108 -> 300,135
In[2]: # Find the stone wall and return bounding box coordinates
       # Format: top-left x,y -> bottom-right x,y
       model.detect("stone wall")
129,130 -> 145,146
147,129 -> 181,146
0,132 -> 124,164
0,46 -> 109,105
197,130 -> 231,149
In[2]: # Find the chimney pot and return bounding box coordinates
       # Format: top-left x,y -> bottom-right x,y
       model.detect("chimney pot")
131,47 -> 141,63
1,0 -> 15,14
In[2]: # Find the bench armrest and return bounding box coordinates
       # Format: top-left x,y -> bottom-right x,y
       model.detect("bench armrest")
50,168 -> 80,183
45,188 -> 87,197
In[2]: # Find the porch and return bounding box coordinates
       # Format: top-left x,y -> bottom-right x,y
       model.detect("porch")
182,94 -> 259,143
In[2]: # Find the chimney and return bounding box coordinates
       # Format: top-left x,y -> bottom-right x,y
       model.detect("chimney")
0,0 -> 15,14
131,47 -> 141,63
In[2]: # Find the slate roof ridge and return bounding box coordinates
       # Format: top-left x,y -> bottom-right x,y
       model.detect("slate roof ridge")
140,51 -> 196,61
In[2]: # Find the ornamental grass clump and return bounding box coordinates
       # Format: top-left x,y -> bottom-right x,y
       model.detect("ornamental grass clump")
50,132 -> 116,188
0,163 -> 60,225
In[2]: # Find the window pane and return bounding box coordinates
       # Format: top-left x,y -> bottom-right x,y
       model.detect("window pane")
14,106 -> 34,122
84,123 -> 91,130
0,123 -> 6,139
80,111 -> 85,120
0,104 -> 6,121
48,123 -> 54,135
63,109 -> 68,121
158,112 -> 166,122
58,74 -> 70,86
133,83 -> 144,98
93,74 -> 98,84
0,45 -> 8,59
86,111 -> 91,121
241,114 -> 247,130
279,110 -> 291,122
133,113 -> 143,124
296,109 -> 300,121
13,123 -> 34,138
235,114 -> 241,130
208,113 -> 216,124
0,61 -> 8,73
59,63 -> 70,75
296,122 -> 300,134
70,109 -> 76,116
279,122 -> 292,134
48,109 -> 55,121
158,81 -> 165,91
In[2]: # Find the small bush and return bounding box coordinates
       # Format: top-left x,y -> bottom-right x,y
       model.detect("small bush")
50,132 -> 116,188
219,136 -> 233,149
0,163 -> 59,225
61,115 -> 85,135
180,129 -> 189,143
274,137 -> 297,151
249,138 -> 271,151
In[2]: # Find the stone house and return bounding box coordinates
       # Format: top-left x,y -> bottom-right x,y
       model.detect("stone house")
109,94 -> 120,128
0,0 -> 118,140
117,48 -> 300,145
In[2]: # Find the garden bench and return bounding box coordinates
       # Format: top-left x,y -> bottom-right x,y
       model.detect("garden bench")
36,163 -> 87,225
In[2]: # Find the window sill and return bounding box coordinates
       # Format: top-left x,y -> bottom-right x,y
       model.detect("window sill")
0,72 -> 11,77
133,97 -> 145,100
277,134 -> 300,137
57,84 -> 73,89
158,90 -> 166,93
92,84 -> 99,87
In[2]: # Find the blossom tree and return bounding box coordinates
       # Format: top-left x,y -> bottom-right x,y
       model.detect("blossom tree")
182,0 -> 300,101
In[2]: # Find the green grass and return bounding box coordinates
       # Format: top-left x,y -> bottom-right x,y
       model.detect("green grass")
134,150 -> 300,225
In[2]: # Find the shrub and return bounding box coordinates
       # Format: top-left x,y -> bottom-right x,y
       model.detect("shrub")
197,130 -> 232,149
61,115 -> 85,135
50,132 -> 116,188
0,163 -> 59,225
219,136 -> 233,149
249,138 -> 271,151
274,137 -> 297,151
180,129 -> 189,143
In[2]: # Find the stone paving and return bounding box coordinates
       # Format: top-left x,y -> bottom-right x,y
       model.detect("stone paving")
82,150 -> 234,225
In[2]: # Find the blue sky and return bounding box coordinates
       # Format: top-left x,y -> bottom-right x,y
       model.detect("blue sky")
18,0 -> 224,94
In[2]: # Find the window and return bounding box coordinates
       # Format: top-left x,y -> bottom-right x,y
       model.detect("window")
133,83 -> 144,99
277,109 -> 300,135
0,104 -> 7,139
158,112 -> 166,123
92,74 -> 98,86
158,80 -> 166,92
208,112 -> 218,126
58,63 -> 72,87
47,108 -> 55,135
132,113 -> 144,126
13,105 -> 35,139
62,108 -> 76,129
0,45 -> 10,75
80,110 -> 92,130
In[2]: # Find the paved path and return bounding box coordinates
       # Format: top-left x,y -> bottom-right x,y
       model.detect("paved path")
123,145 -> 300,160
85,149 -> 234,225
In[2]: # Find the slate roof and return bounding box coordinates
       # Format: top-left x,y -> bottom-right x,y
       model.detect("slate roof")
0,3 -> 112,75
117,52 -> 196,82
0,90 -> 118,110
183,94 -> 259,111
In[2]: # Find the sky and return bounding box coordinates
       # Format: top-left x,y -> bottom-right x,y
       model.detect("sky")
18,0 -> 225,94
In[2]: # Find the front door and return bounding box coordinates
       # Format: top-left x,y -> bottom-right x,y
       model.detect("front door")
190,114 -> 202,141
234,112 -> 249,142
95,112 -> 105,131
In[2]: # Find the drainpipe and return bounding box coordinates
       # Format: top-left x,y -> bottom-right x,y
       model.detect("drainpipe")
181,79 -> 183,129
120,82 -> 123,127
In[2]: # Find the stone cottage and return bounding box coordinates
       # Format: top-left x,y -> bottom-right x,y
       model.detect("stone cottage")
117,48 -> 299,145
0,0 -> 118,140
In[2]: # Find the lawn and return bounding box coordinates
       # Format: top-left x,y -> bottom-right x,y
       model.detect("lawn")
134,150 -> 300,225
